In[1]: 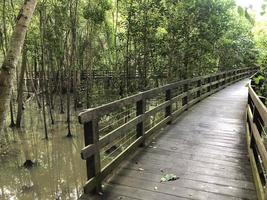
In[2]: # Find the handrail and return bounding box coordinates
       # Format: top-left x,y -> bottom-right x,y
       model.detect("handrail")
246,81 -> 267,200
79,67 -> 256,195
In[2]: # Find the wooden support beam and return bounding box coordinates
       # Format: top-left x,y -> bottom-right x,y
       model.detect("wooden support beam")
165,89 -> 172,124
83,120 -> 101,194
136,98 -> 146,146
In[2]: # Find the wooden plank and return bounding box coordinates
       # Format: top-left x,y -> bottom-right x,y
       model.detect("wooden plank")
247,105 -> 267,171
81,144 -> 96,160
137,147 -> 251,172
124,155 -> 252,181
143,79 -> 189,99
188,85 -> 201,94
79,93 -> 143,123
246,122 -> 265,200
112,169 -> 256,199
249,85 -> 267,124
103,183 -> 188,200
248,141 -> 265,200
154,138 -> 248,159
109,174 -> 252,200
155,138 -> 248,156
151,138 -> 248,160
117,167 -> 254,191
79,189 -> 141,200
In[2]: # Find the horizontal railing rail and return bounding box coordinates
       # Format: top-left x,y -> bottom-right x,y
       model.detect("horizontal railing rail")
79,67 -> 256,194
246,81 -> 267,200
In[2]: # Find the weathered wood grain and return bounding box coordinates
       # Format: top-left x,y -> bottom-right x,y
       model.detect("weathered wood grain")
246,81 -> 267,200
79,78 -> 257,200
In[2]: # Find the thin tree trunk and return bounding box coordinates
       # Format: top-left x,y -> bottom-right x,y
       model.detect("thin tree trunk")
59,69 -> 64,114
16,44 -> 27,127
2,0 -> 8,57
40,7 -> 48,140
29,72 -> 41,108
114,0 -> 119,71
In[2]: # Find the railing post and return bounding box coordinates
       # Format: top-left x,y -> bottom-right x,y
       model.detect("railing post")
136,97 -> 146,146
197,79 -> 201,98
165,89 -> 172,124
224,73 -> 227,87
84,120 -> 101,194
220,74 -> 224,88
182,82 -> 189,109
216,75 -> 219,88
208,77 -> 211,93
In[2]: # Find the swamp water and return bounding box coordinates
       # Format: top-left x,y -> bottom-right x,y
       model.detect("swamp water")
0,80 -> 124,200
0,104 -> 86,200
0,78 -> 168,200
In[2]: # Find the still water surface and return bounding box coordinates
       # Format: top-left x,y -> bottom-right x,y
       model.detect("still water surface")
0,105 -> 86,200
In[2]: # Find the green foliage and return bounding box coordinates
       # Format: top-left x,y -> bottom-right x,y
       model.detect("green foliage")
254,20 -> 267,68
253,72 -> 267,101
254,75 -> 265,85
0,0 -> 260,91
83,0 -> 111,24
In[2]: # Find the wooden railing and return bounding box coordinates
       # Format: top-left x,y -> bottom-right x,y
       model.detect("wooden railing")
246,80 -> 267,200
78,67 -> 256,194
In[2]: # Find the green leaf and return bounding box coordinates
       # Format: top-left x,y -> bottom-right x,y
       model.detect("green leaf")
253,75 -> 265,85
160,174 -> 179,182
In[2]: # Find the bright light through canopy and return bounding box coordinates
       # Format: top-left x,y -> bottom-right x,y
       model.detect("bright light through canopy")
235,0 -> 263,14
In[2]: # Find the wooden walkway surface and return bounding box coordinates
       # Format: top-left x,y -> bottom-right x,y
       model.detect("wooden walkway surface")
83,79 -> 256,200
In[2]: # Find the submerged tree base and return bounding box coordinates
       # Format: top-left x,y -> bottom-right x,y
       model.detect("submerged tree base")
9,122 -> 16,128
66,132 -> 73,138
23,159 -> 35,169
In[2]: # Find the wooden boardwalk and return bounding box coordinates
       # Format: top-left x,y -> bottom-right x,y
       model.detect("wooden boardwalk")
81,79 -> 256,200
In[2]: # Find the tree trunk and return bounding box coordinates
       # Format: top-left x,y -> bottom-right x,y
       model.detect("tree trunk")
39,5 -> 48,140
16,44 -> 27,127
0,0 -> 37,133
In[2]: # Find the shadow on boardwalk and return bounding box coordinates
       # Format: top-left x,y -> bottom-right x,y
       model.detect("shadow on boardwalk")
81,79 -> 256,200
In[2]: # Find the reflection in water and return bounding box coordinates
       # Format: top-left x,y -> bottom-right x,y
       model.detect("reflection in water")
0,104 -> 86,200
0,79 -> 167,200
